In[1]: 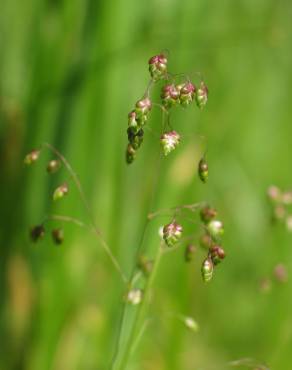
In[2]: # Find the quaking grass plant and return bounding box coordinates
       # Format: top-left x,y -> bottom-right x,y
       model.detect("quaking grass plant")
25,52 -> 227,369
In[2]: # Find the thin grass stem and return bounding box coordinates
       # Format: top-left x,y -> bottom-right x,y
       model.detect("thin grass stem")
42,142 -> 128,284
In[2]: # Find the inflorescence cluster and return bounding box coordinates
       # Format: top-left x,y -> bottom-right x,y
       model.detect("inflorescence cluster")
24,148 -> 66,246
125,53 -> 226,283
126,52 -> 208,164
24,52 -> 226,290
159,204 -> 226,282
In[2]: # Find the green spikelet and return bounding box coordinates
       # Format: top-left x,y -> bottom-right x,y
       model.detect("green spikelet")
148,54 -> 168,80
198,157 -> 208,183
195,81 -> 208,109
53,183 -> 69,201
163,222 -> 183,247
201,257 -> 214,282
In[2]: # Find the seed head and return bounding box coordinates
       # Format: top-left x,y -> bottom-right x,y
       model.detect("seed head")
207,219 -> 224,240
125,288 -> 143,305
178,82 -> 196,107
200,206 -> 217,224
201,257 -> 214,282
135,97 -> 152,117
128,110 -> 139,132
24,149 -> 40,165
126,144 -> 136,164
198,157 -> 208,183
183,316 -> 199,332
51,228 -> 64,245
47,159 -> 61,174
163,221 -> 183,247
53,182 -> 69,201
209,245 -> 225,265
195,81 -> 208,109
30,225 -> 45,242
160,130 -> 180,156
127,127 -> 144,150
161,84 -> 180,108
267,185 -> 282,203
148,54 -> 168,80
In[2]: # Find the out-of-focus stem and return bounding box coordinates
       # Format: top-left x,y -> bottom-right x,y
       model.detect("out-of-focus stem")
44,214 -> 90,230
113,243 -> 163,370
42,142 -> 128,284
148,202 -> 204,220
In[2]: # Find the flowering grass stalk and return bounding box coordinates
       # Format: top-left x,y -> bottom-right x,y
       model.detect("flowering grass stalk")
24,52 -> 228,369
109,53 -> 226,369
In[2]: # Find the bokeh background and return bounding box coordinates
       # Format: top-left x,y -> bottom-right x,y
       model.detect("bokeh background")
1,0 -> 292,369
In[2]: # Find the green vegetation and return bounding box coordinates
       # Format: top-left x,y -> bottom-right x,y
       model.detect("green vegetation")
1,1 -> 292,369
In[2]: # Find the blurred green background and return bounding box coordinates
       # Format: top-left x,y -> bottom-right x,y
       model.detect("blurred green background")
1,0 -> 292,369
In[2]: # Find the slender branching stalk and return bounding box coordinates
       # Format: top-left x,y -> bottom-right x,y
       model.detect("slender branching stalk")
38,143 -> 128,284
25,52 -> 228,370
